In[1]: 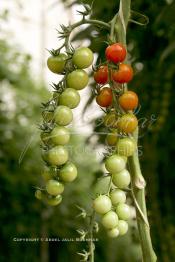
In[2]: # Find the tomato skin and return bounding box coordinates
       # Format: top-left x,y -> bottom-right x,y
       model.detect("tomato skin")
47,54 -> 67,74
73,47 -> 94,69
93,195 -> 112,214
102,211 -> 118,229
59,88 -> 80,109
112,64 -> 133,83
108,227 -> 119,238
54,106 -> 73,126
116,203 -> 131,220
116,137 -> 136,157
105,43 -> 126,64
46,195 -> 62,206
94,66 -> 108,84
118,220 -> 128,235
47,145 -> 68,166
67,69 -> 89,90
51,126 -> 70,145
112,169 -> 131,189
96,87 -> 113,107
118,114 -> 138,133
46,179 -> 64,196
119,91 -> 138,111
105,154 -> 126,174
59,162 -> 77,182
110,189 -> 126,206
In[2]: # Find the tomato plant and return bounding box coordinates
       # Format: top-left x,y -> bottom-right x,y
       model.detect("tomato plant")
96,87 -> 113,107
105,43 -> 126,63
94,66 -> 108,84
112,63 -> 133,83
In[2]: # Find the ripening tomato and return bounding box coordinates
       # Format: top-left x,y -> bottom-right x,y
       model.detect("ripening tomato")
116,137 -> 136,157
46,195 -> 62,206
106,130 -> 118,146
119,91 -> 138,111
47,53 -> 67,74
118,114 -> 138,133
105,43 -> 126,64
72,47 -> 94,69
94,66 -> 108,84
112,64 -> 133,83
96,87 -> 113,107
46,179 -> 64,196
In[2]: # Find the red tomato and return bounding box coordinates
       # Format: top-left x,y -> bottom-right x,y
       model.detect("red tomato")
96,87 -> 113,107
105,43 -> 126,64
119,91 -> 138,111
112,64 -> 133,83
94,66 -> 108,84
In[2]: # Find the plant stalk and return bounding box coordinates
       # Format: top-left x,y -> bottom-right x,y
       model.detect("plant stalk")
112,0 -> 157,261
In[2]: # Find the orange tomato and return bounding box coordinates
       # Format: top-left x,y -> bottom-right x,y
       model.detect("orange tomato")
119,91 -> 138,111
118,114 -> 138,133
96,87 -> 113,107
112,64 -> 133,83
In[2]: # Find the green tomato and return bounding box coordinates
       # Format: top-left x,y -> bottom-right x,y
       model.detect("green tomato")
116,203 -> 131,220
116,137 -> 136,157
59,162 -> 77,182
59,88 -> 80,109
47,54 -> 67,74
51,126 -> 70,145
47,145 -> 68,166
102,211 -> 118,229
106,131 -> 118,146
105,154 -> 126,174
110,189 -> 126,206
107,227 -> 119,238
46,195 -> 62,206
67,69 -> 89,90
118,220 -> 128,235
46,179 -> 64,196
93,195 -> 112,215
41,166 -> 53,181
72,47 -> 94,69
54,106 -> 73,126
112,169 -> 131,189
35,189 -> 43,200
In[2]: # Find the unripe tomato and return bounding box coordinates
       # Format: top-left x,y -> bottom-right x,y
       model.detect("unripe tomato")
110,189 -> 126,206
104,112 -> 118,128
107,227 -> 119,238
112,64 -> 133,83
96,87 -> 113,107
119,91 -> 138,111
93,195 -> 112,214
118,220 -> 128,235
51,126 -> 70,145
46,179 -> 64,196
46,195 -> 62,206
47,145 -> 68,166
105,154 -> 126,174
42,166 -> 53,181
102,211 -> 118,229
106,131 -> 118,146
59,162 -> 77,182
112,169 -> 131,189
118,114 -> 138,133
72,47 -> 94,69
67,69 -> 89,90
59,88 -> 80,109
94,66 -> 108,84
105,43 -> 126,64
35,189 -> 43,200
47,54 -> 67,74
54,106 -> 73,126
116,203 -> 131,220
116,137 -> 136,157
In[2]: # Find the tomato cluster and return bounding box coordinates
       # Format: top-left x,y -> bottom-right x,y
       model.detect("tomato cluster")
35,47 -> 94,206
92,43 -> 139,238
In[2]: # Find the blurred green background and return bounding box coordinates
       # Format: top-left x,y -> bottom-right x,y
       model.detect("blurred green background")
0,0 -> 175,261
